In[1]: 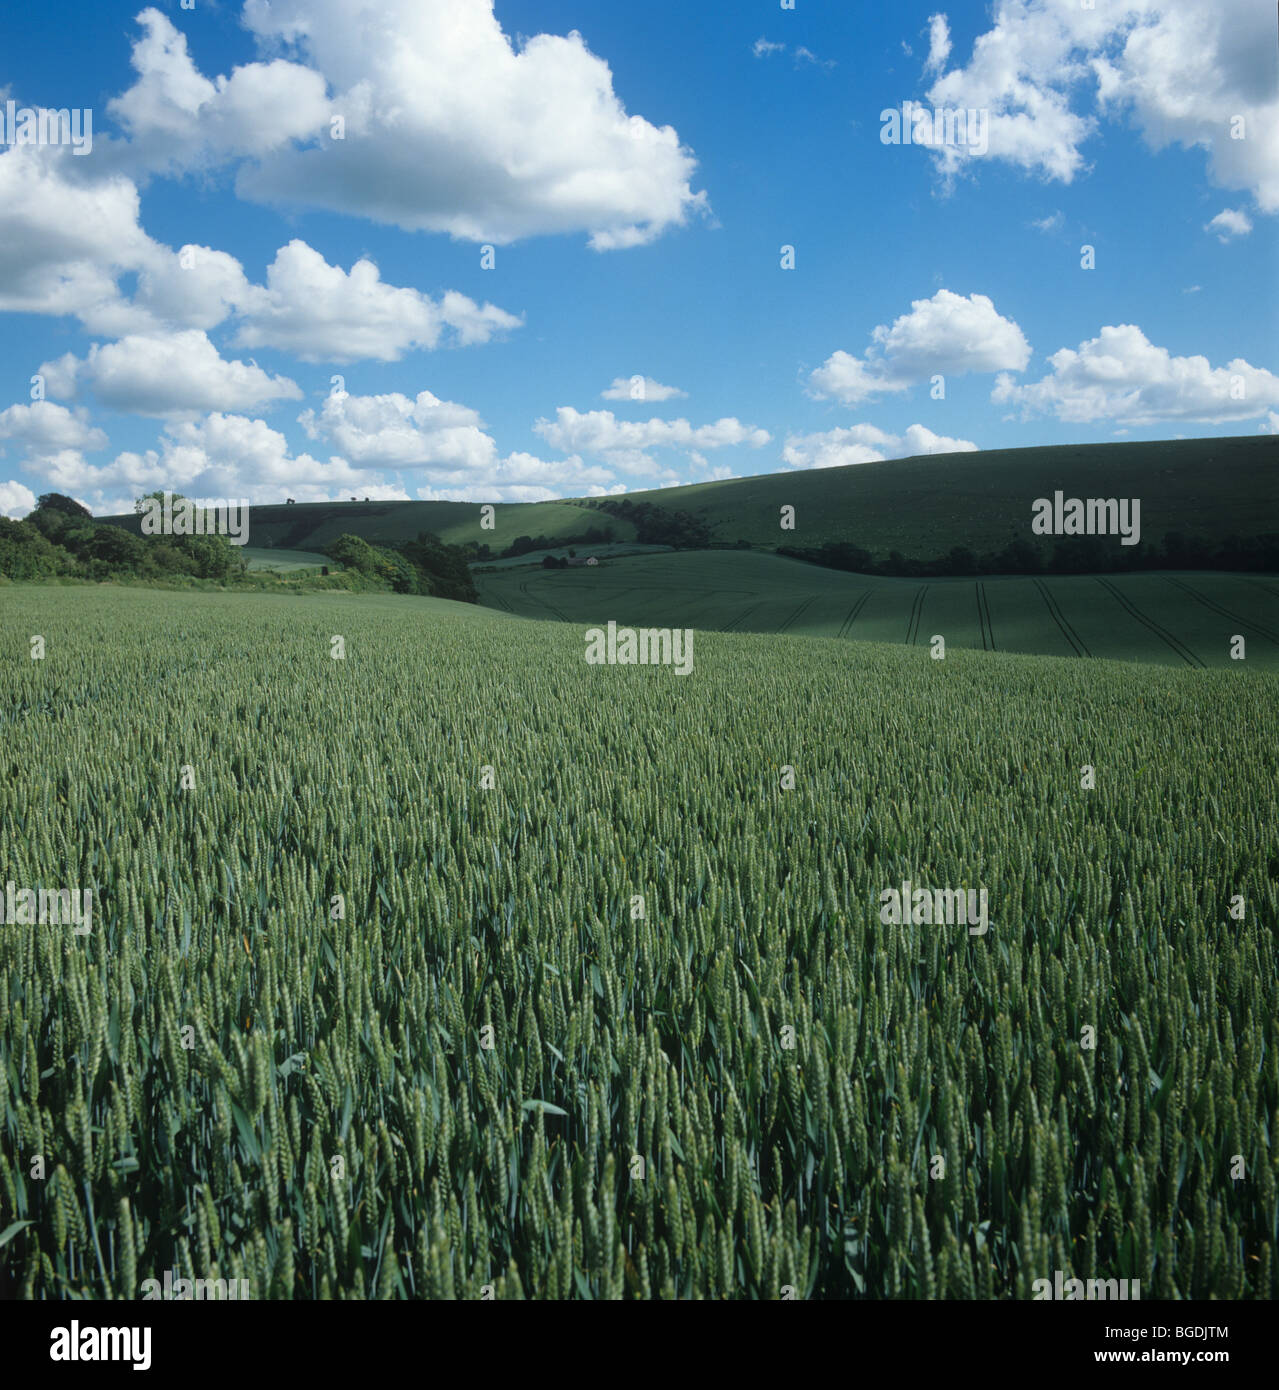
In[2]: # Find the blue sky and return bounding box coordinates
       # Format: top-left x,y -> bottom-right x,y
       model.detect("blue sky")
0,0 -> 1275,515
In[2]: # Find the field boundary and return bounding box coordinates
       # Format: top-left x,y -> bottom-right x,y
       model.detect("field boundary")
721,601 -> 763,632
777,594 -> 816,633
975,581 -> 996,651
1095,577 -> 1205,668
517,577 -> 572,623
905,585 -> 929,646
1033,578 -> 1091,658
1166,578 -> 1279,645
837,590 -> 874,639
478,558 -> 1279,668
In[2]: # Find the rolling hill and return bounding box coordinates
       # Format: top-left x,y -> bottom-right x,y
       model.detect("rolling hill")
611,434 -> 1276,553
89,437 -> 1275,663
95,435 -> 1276,565
99,496 -> 636,554
477,550 -> 1279,669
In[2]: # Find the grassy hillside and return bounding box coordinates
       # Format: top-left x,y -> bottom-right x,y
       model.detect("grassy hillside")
477,550 -> 1279,669
608,435 -> 1277,554
474,542 -> 672,570
94,436 -> 1276,563
2,584 -> 1275,1299
241,547 -> 330,571
100,497 -> 636,554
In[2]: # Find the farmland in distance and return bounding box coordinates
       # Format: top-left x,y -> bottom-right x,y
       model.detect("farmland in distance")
477,550 -> 1279,669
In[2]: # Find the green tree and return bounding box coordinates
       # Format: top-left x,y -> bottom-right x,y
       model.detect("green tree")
36,492 -> 92,519
0,517 -> 70,578
134,489 -> 184,515
326,534 -> 382,574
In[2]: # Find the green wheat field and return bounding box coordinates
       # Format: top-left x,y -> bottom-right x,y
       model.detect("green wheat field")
1,586 -> 1276,1298
477,552 -> 1279,668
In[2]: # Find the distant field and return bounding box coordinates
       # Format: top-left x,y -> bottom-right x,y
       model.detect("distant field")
99,498 -> 636,554
476,550 -> 1279,669
473,542 -> 672,570
241,547 -> 330,571
94,436 -> 1277,567
617,435 -> 1278,555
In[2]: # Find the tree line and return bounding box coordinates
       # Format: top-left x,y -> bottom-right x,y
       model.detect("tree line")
0,493 -> 248,582
778,531 -> 1279,578
0,493 -> 480,601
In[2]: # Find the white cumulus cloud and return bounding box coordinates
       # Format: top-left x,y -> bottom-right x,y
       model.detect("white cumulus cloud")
1205,208 -> 1253,242
299,390 -> 499,472
992,323 -> 1279,425
0,401 -> 109,453
0,147 -> 161,336
920,0 -> 1279,210
38,411 -> 380,513
42,331 -> 302,420
783,423 -> 979,469
299,390 -> 618,499
233,241 -> 522,362
535,407 -> 770,473
924,14 -> 951,74
810,290 -> 1031,404
0,149 -> 523,362
600,376 -> 687,402
0,479 -> 37,517
108,3 -> 707,250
